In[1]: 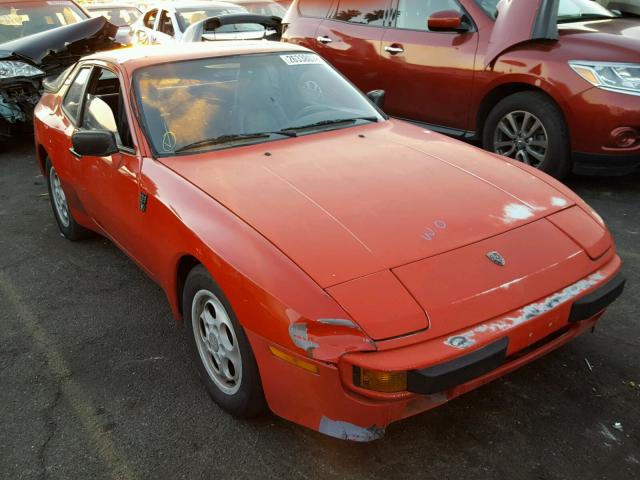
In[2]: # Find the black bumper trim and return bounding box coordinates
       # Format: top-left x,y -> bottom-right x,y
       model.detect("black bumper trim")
569,274 -> 626,323
572,152 -> 640,176
407,337 -> 508,395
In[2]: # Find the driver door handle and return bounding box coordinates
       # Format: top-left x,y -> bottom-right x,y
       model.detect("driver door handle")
384,44 -> 404,54
316,35 -> 332,44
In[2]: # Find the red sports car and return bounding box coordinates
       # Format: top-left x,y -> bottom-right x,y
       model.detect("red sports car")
33,41 -> 625,441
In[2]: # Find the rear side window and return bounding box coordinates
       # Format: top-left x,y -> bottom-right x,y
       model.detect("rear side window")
332,0 -> 388,26
62,67 -> 92,123
297,0 -> 333,18
143,9 -> 157,28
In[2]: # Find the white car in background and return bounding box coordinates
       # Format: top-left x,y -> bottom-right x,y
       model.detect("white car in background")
130,1 -> 249,44
225,0 -> 286,16
85,3 -> 142,44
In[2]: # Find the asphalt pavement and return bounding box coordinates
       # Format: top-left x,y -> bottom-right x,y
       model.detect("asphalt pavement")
1,135 -> 639,480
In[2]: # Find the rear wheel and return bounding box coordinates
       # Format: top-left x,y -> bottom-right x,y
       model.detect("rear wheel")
482,91 -> 570,179
45,157 -> 90,240
183,265 -> 267,417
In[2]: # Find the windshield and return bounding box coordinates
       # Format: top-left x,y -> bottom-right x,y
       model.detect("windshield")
134,52 -> 383,155
176,6 -> 247,31
475,0 -> 617,22
87,7 -> 141,27
0,1 -> 87,42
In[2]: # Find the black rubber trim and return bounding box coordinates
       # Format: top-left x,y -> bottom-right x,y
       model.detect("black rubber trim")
572,152 -> 640,176
407,337 -> 509,395
569,274 -> 626,323
531,0 -> 559,39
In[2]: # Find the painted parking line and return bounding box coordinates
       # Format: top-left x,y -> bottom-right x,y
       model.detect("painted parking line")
0,271 -> 137,480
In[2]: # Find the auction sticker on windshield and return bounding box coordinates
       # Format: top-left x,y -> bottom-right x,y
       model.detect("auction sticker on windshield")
280,54 -> 324,66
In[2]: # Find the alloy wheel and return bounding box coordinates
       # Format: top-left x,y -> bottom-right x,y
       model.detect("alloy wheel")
191,289 -> 242,395
493,110 -> 549,168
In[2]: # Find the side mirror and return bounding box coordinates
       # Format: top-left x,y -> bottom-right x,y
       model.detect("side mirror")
72,130 -> 118,157
366,89 -> 385,109
427,10 -> 470,32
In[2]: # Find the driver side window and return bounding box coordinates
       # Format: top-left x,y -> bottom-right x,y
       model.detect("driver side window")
81,67 -> 134,150
393,0 -> 463,31
158,10 -> 175,36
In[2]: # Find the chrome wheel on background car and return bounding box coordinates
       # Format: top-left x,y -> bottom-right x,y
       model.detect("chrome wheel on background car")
482,91 -> 570,179
50,166 -> 70,228
191,289 -> 242,395
493,110 -> 549,168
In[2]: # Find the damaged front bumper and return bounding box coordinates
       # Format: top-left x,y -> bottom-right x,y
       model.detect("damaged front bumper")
248,255 -> 623,442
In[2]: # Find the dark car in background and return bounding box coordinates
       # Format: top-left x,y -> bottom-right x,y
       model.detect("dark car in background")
0,0 -> 88,43
85,2 -> 142,44
282,0 -> 640,178
0,1 -> 119,139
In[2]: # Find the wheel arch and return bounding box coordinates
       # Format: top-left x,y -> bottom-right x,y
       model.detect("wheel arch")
174,254 -> 203,321
36,143 -> 49,176
476,82 -> 570,145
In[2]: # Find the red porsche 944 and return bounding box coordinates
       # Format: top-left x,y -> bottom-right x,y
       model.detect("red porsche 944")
33,42 -> 625,441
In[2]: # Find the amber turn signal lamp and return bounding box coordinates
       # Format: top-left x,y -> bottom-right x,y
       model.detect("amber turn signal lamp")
269,345 -> 319,374
353,367 -> 407,393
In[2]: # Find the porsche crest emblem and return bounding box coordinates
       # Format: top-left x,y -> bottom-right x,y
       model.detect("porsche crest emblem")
486,251 -> 506,266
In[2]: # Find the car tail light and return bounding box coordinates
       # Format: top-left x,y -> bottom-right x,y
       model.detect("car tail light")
608,127 -> 639,148
353,367 -> 407,393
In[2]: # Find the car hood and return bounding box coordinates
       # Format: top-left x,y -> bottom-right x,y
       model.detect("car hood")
558,18 -> 640,59
0,17 -> 119,76
485,0 -> 559,68
159,121 -> 575,289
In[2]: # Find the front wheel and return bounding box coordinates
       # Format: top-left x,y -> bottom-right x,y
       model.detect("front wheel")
482,91 -> 570,179
183,265 -> 267,418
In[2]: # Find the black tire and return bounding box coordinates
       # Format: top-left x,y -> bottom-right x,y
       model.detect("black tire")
45,157 -> 91,240
482,91 -> 571,179
183,265 -> 267,418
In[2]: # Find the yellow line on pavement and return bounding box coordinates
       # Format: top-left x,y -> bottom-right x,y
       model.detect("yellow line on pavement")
0,272 -> 137,480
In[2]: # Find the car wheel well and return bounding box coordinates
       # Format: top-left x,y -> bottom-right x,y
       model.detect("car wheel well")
477,84 -> 568,141
176,255 -> 202,320
37,144 -> 49,176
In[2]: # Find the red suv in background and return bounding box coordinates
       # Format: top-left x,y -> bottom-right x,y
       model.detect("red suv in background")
282,0 -> 640,178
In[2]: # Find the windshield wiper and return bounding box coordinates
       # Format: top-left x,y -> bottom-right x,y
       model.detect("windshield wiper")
282,116 -> 378,133
558,13 -> 616,23
174,130 -> 296,153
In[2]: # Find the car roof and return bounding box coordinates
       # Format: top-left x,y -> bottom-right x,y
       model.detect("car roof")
83,41 -> 310,72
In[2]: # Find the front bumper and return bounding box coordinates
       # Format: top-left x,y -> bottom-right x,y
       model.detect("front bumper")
567,87 -> 640,174
249,257 -> 624,442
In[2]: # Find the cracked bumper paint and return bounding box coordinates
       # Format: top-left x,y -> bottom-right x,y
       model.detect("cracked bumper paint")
247,255 -> 622,442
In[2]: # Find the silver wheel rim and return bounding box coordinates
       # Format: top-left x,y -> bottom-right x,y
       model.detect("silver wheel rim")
191,289 -> 242,395
50,167 -> 70,228
493,110 -> 548,168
